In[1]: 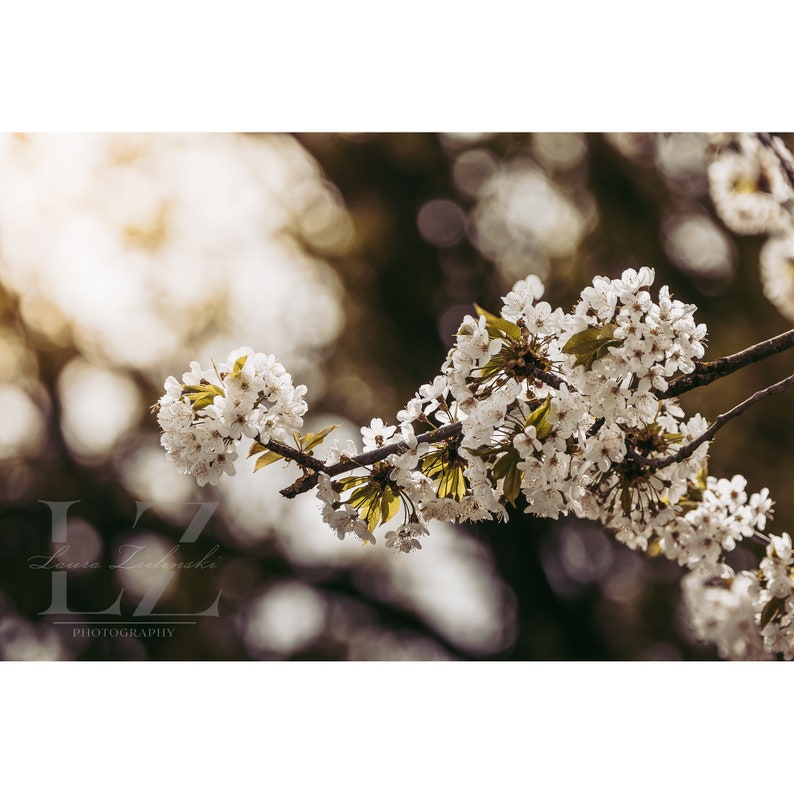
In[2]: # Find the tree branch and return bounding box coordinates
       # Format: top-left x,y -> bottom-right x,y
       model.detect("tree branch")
635,372 -> 794,470
272,422 -> 464,498
663,327 -> 794,398
527,365 -> 567,390
270,323 -> 794,496
264,439 -> 330,473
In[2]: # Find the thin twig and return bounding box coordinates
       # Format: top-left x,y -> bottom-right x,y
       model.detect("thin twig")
756,132 -> 794,192
636,372 -> 794,470
663,327 -> 794,398
273,422 -> 464,498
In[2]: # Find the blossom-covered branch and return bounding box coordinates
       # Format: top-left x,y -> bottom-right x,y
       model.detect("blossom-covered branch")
154,263 -> 792,660
664,326 -> 794,398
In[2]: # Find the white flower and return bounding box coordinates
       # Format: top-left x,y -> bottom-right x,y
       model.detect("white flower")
322,504 -> 374,543
760,233 -> 794,323
325,438 -> 358,466
385,521 -> 430,553
316,473 -> 338,507
708,134 -> 794,236
396,397 -> 424,424
582,426 -> 625,473
501,274 -> 545,320
361,418 -> 397,451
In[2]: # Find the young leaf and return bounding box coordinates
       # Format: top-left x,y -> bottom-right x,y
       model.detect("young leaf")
421,451 -> 445,478
494,450 -> 523,507
760,595 -> 788,630
503,464 -> 522,508
347,485 -> 382,532
525,395 -> 554,440
299,424 -> 340,453
437,463 -> 466,501
491,449 -> 523,507
349,484 -> 379,509
562,324 -> 621,370
181,382 -> 225,411
254,450 -> 286,471
464,446 -> 495,460
492,449 -> 519,482
338,476 -> 372,493
474,303 -> 522,340
231,355 -> 248,376
379,486 -> 400,525
248,440 -> 267,458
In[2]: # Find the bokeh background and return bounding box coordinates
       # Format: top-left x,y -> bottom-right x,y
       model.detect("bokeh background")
1,132 -> 791,661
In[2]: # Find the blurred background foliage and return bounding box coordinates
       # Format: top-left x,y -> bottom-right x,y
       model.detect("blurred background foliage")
1,131 -> 791,661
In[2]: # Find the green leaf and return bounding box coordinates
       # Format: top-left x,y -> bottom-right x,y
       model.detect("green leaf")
492,449 -> 522,507
347,485 -> 382,532
298,424 -> 340,453
248,440 -> 267,458
474,303 -> 522,340
181,382 -> 225,411
675,499 -> 701,514
476,357 -> 507,381
503,464 -> 522,508
437,463 -> 466,501
760,596 -> 788,630
524,395 -> 554,440
364,506 -> 381,533
254,451 -> 285,471
421,451 -> 445,478
562,324 -> 621,370
420,448 -> 468,502
495,450 -> 523,507
379,486 -> 400,524
232,355 -> 248,376
492,449 -> 518,482
348,484 -> 379,510
337,475 -> 370,492
464,446 -> 494,459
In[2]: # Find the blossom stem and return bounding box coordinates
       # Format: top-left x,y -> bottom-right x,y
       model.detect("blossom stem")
664,327 -> 794,398
639,371 -> 794,470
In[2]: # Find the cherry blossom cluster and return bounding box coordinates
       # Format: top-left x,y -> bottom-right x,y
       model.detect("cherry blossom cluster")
683,530 -> 794,660
379,267 -> 718,549
155,347 -> 307,486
